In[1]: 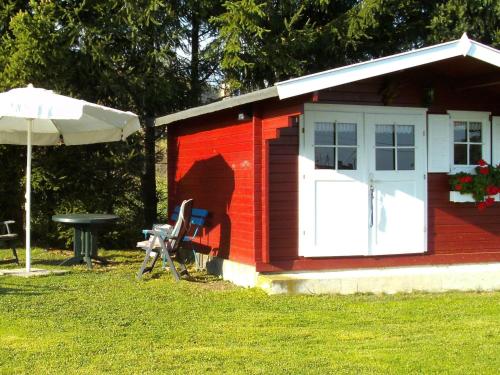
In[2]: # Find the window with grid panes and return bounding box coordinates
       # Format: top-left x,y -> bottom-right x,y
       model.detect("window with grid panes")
314,121 -> 357,170
375,124 -> 415,170
453,120 -> 483,165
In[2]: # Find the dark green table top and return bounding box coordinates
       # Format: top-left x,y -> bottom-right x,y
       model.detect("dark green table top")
52,214 -> 119,225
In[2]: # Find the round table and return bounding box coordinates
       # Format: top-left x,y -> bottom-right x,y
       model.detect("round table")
52,214 -> 119,269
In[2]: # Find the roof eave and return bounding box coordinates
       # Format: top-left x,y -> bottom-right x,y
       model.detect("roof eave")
156,86 -> 278,126
276,34 -> 500,100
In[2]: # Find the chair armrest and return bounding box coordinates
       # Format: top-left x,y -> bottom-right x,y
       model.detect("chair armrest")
142,224 -> 173,238
2,220 -> 15,234
153,227 -> 175,240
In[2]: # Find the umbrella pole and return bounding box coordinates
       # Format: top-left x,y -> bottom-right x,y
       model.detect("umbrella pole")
25,119 -> 33,273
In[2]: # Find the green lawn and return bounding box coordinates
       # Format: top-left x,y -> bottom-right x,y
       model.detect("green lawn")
0,249 -> 499,374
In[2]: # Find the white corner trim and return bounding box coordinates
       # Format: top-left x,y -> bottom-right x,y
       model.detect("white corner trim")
493,116 -> 500,165
276,36 -> 500,100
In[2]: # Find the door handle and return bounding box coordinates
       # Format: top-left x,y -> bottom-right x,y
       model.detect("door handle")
369,184 -> 375,228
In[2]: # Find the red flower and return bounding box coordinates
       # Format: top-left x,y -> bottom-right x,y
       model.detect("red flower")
486,185 -> 498,195
459,176 -> 473,183
477,159 -> 488,167
454,184 -> 463,191
477,201 -> 487,211
478,167 -> 489,175
485,197 -> 495,207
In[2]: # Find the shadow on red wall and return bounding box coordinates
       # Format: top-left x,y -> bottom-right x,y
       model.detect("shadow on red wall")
170,153 -> 235,259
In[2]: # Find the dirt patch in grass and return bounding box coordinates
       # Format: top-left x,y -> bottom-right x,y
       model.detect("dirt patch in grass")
184,269 -> 238,291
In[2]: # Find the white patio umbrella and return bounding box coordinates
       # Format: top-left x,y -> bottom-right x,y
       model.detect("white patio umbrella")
0,84 -> 141,273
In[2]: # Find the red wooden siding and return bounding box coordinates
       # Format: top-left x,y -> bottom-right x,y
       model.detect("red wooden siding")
167,56 -> 499,272
428,174 -> 500,254
267,120 -> 299,261
259,60 -> 500,271
167,109 -> 256,264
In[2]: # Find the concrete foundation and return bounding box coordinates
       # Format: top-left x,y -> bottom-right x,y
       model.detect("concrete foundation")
197,255 -> 500,295
206,256 -> 258,288
256,263 -> 500,295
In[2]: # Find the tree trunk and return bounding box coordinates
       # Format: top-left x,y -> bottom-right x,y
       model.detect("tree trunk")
142,117 -> 157,228
190,9 -> 200,106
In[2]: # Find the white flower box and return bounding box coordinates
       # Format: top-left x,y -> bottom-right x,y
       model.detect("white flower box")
449,191 -> 500,203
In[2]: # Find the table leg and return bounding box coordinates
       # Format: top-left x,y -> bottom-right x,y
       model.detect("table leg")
74,225 -> 84,259
59,223 -> 109,269
82,227 -> 93,270
59,225 -> 85,266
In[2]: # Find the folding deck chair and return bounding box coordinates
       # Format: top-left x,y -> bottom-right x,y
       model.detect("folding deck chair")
137,199 -> 193,281
171,206 -> 208,270
0,220 -> 19,264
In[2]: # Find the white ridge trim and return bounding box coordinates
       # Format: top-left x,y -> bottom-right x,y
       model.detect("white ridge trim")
276,33 -> 500,99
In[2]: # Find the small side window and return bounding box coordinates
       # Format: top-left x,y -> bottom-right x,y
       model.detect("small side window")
449,111 -> 491,172
453,120 -> 483,165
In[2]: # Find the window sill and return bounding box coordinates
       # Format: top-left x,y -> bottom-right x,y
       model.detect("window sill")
449,191 -> 500,203
449,166 -> 478,174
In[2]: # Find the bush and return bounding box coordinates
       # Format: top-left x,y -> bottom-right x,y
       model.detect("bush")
1,139 -> 146,249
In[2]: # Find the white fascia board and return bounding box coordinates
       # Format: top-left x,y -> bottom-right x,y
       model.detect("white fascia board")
156,86 -> 278,126
469,40 -> 500,67
276,35 -> 500,99
276,41 -> 462,99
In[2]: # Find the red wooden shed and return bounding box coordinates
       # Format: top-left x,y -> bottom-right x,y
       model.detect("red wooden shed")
157,35 -> 500,294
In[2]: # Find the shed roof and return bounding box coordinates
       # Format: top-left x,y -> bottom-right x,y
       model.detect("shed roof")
156,34 -> 500,126
156,87 -> 278,126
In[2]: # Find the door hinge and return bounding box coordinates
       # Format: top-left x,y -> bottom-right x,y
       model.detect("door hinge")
301,127 -> 305,134
303,174 -> 306,179
423,130 -> 426,137
303,230 -> 306,236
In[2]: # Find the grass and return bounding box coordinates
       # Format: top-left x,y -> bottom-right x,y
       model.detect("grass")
0,248 -> 499,374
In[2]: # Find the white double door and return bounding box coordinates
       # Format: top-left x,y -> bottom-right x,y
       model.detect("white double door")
299,106 -> 427,257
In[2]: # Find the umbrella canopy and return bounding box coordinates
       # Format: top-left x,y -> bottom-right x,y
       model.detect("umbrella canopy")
0,85 -> 139,145
0,84 -> 141,272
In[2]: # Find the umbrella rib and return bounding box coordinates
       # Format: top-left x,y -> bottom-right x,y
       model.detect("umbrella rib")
50,120 -> 66,143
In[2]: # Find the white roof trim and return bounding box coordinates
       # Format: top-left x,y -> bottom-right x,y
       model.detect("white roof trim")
156,86 -> 278,126
276,33 -> 500,99
156,34 -> 499,126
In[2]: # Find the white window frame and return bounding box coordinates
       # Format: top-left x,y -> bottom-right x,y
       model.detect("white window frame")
448,110 -> 491,174
374,124 -> 417,171
313,121 -> 359,171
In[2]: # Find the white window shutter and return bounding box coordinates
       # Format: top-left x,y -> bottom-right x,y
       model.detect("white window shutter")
428,114 -> 450,172
492,116 -> 500,166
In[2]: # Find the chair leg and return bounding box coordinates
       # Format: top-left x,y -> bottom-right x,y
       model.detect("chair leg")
137,235 -> 160,280
12,246 -> 19,265
137,248 -> 154,280
192,243 -> 203,271
160,241 -> 180,281
178,260 -> 189,277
